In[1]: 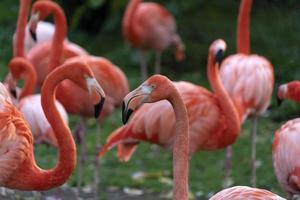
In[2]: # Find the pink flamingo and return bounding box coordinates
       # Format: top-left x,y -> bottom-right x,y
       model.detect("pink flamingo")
99,40 -> 241,191
209,186 -> 285,200
273,82 -> 300,199
7,57 -> 68,147
26,0 -> 88,88
121,74 -> 189,200
219,0 -> 274,186
0,59 -> 104,190
29,2 -> 129,194
122,0 -> 185,80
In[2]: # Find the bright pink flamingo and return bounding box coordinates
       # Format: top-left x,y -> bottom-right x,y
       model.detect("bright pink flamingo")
121,74 -> 189,200
99,40 -> 241,190
123,0 -> 185,80
209,186 -> 285,200
0,59 -> 104,190
29,1 -> 129,193
219,0 -> 274,186
7,57 -> 68,147
26,0 -> 88,88
277,81 -> 300,104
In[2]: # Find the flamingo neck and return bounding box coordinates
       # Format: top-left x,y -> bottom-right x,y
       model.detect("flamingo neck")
17,60 -> 37,99
207,52 -> 240,147
14,0 -> 31,57
167,84 -> 189,200
237,0 -> 252,54
122,0 -> 141,44
17,66 -> 76,190
47,3 -> 67,71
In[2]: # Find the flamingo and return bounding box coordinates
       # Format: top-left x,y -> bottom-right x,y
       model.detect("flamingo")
13,0 -> 59,55
99,40 -> 241,189
219,0 -> 274,186
121,74 -> 189,200
7,57 -> 68,147
277,81 -> 300,105
0,59 -> 105,190
29,1 -> 129,193
26,0 -> 88,88
122,0 -> 185,80
209,186 -> 285,200
272,82 -> 300,199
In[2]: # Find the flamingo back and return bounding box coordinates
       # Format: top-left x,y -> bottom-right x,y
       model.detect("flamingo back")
273,118 -> 300,195
209,186 -> 285,200
220,54 -> 274,121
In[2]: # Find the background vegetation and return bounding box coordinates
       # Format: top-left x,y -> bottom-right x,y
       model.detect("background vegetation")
1,0 -> 300,199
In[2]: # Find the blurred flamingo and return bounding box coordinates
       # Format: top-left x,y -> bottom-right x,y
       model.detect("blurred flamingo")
121,74 -> 189,200
29,1 -> 129,193
123,0 -> 185,80
27,0 -> 88,88
0,59 -> 104,190
219,0 -> 274,186
13,0 -> 59,56
99,40 -> 241,188
209,186 -> 285,200
7,57 -> 68,147
273,82 -> 300,199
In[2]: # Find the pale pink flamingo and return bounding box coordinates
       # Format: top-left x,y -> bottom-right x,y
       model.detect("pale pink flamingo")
0,59 -> 104,190
99,40 -> 241,194
219,0 -> 274,186
123,0 -> 185,80
209,186 -> 285,200
273,82 -> 300,199
121,74 -> 189,200
7,57 -> 68,147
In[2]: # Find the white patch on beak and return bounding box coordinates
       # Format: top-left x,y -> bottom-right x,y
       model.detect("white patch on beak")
29,12 -> 40,25
86,77 -> 99,94
141,85 -> 153,95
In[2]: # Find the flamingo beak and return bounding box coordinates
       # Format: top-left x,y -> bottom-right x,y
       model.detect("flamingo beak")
277,96 -> 283,107
86,77 -> 106,118
122,85 -> 153,124
4,73 -> 17,98
28,12 -> 39,42
215,49 -> 224,64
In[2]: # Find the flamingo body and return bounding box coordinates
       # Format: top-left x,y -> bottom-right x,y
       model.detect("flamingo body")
220,54 -> 274,121
27,41 -> 88,87
273,118 -> 300,196
18,95 -> 68,147
209,186 -> 285,200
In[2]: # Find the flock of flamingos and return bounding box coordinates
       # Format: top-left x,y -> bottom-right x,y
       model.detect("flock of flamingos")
0,0 -> 299,199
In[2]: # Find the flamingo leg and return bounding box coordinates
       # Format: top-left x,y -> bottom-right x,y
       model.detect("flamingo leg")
251,116 -> 258,187
223,145 -> 233,187
139,50 -> 148,81
76,117 -> 87,192
93,122 -> 101,199
154,51 -> 162,74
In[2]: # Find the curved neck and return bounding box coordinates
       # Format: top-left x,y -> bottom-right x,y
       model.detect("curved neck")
20,66 -> 76,190
237,0 -> 252,54
14,0 -> 31,57
167,84 -> 189,200
9,59 -> 37,99
46,3 -> 67,71
122,0 -> 141,43
207,52 -> 240,146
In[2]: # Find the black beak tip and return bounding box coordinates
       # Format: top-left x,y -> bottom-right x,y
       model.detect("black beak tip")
30,29 -> 37,42
10,88 -> 17,98
122,101 -> 133,124
94,97 -> 105,119
277,97 -> 283,107
215,49 -> 224,64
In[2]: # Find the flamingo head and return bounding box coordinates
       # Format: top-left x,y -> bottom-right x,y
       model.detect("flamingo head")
277,84 -> 288,106
122,74 -> 173,124
209,39 -> 227,64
